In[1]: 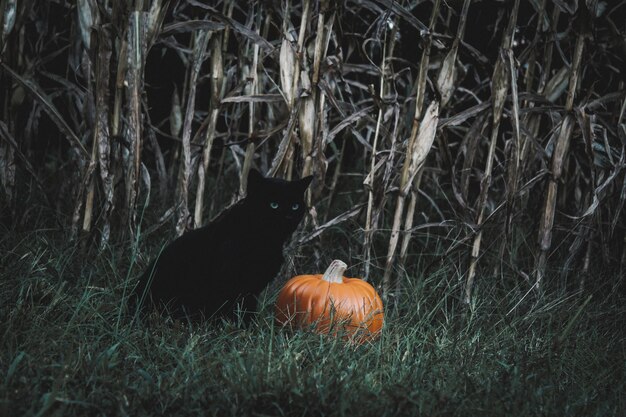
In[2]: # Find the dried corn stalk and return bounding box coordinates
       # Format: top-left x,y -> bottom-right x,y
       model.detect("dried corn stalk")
513,0 -> 549,246
279,24 -> 296,106
465,0 -> 519,304
498,48 -> 521,265
300,0 -> 332,187
80,23 -> 113,247
194,33 -> 224,227
390,0 -> 438,294
363,66 -> 386,280
536,13 -> 587,288
125,11 -> 147,238
436,0 -> 469,107
270,0 -> 311,178
0,122 -> 15,207
240,11 -> 262,195
0,0 -> 17,49
95,26 -> 114,248
383,100 -> 439,296
0,0 -> 17,208
268,11 -> 296,178
175,30 -> 209,236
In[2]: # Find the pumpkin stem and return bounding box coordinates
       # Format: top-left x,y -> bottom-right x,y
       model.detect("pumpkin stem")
322,260 -> 347,284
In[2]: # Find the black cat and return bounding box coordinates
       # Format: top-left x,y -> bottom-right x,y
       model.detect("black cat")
132,169 -> 313,322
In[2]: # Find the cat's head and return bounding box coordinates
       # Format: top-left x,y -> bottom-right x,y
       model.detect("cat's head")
245,169 -> 313,233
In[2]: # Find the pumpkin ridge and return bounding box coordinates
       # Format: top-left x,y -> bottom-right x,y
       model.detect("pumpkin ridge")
317,277 -> 334,327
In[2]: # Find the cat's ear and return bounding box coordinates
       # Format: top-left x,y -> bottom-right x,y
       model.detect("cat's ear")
247,168 -> 264,190
295,175 -> 313,193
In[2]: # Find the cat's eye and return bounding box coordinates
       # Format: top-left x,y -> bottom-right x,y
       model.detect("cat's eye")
270,202 -> 279,209
291,203 -> 300,211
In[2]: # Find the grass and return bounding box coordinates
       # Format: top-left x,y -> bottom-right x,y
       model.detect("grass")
1,223 -> 624,417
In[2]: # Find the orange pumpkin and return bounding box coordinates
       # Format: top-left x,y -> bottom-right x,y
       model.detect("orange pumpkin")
275,260 -> 384,343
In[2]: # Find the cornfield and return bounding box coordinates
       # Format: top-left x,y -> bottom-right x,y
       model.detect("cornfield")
1,0 -> 624,304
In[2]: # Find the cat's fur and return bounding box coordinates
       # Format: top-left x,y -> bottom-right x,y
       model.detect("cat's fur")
132,169 -> 312,322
